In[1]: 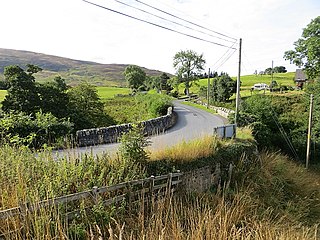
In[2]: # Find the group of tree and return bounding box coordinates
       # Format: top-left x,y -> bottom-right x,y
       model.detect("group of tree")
254,66 -> 287,75
0,64 -> 115,147
198,72 -> 236,103
124,65 -> 172,94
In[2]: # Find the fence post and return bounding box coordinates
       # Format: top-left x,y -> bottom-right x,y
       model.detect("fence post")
92,186 -> 98,205
126,182 -> 132,213
167,173 -> 173,196
19,201 -> 28,239
149,175 -> 155,201
226,163 -> 233,189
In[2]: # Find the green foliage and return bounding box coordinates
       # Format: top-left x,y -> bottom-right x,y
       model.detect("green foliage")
37,76 -> 70,119
105,94 -> 172,124
273,66 -> 287,73
0,111 -> 72,148
2,65 -> 41,114
173,49 -> 206,95
284,16 -> 320,80
237,94 -> 312,161
123,65 -> 147,92
68,82 -> 116,130
119,127 -> 150,165
211,72 -> 236,102
136,94 -> 172,117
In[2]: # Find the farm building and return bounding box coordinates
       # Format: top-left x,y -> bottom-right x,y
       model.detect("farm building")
294,69 -> 307,89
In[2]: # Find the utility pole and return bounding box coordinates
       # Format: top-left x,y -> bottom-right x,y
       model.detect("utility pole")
271,60 -> 274,92
207,68 -> 210,109
235,38 -> 242,125
306,94 -> 314,169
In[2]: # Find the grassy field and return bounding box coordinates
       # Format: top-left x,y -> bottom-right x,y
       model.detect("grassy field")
96,86 -> 130,100
0,90 -> 6,102
186,72 -> 296,95
0,87 -> 130,103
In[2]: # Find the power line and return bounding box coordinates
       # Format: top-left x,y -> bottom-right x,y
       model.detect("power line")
212,41 -> 238,70
82,0 -> 236,49
134,0 -> 237,41
269,106 -> 300,160
111,0 -> 236,44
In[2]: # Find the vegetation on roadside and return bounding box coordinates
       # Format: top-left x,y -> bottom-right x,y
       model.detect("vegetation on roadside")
1,128 -> 320,239
105,94 -> 172,124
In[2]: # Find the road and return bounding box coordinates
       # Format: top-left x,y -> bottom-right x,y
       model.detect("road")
53,101 -> 227,159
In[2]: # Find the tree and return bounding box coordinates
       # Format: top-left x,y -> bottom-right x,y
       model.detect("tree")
284,16 -> 320,80
37,76 -> 70,119
264,67 -> 273,75
274,66 -> 287,73
173,50 -> 206,96
124,65 -> 146,92
211,72 -> 236,102
2,64 -> 41,115
147,73 -> 172,93
67,82 -> 115,130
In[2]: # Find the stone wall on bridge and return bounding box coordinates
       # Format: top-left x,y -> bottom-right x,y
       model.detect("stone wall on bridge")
76,107 -> 176,147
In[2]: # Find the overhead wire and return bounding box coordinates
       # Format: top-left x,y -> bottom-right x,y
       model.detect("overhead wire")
111,0 -> 236,44
133,0 -> 237,41
269,106 -> 300,160
82,0 -> 237,49
212,41 -> 238,71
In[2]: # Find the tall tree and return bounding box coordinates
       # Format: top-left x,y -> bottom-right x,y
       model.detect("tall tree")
2,64 -> 41,115
68,82 -> 115,130
173,50 -> 206,96
37,76 -> 70,119
124,65 -> 146,92
211,72 -> 236,102
284,16 -> 320,80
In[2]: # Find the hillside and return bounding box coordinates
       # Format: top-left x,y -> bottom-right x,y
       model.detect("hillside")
0,48 -> 171,86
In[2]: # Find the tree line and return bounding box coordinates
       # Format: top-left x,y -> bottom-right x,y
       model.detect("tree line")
0,64 -> 114,147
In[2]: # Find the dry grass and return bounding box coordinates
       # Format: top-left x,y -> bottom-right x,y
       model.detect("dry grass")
150,135 -> 222,162
1,138 -> 320,239
107,152 -> 320,239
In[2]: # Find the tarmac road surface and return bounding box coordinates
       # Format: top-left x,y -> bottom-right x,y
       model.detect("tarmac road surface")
53,100 -> 227,159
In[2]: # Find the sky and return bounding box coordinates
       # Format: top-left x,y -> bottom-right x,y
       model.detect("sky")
0,0 -> 319,76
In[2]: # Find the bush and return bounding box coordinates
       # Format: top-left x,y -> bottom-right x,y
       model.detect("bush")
0,111 -> 73,148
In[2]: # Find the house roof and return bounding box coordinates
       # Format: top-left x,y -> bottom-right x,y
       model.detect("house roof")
295,69 -> 307,81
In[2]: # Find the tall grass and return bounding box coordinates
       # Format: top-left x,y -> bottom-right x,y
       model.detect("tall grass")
107,152 -> 320,239
1,131 -> 320,238
0,144 -> 146,239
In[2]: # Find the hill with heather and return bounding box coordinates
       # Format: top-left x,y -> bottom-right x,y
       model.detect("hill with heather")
0,48 -> 171,86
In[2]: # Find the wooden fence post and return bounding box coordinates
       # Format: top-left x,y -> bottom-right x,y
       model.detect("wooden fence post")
126,182 -> 132,213
149,175 -> 155,201
226,163 -> 233,189
167,173 -> 173,196
92,186 -> 99,205
19,201 -> 28,239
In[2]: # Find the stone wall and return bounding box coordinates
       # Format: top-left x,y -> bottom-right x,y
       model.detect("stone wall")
192,99 -> 235,118
180,164 -> 221,193
76,107 -> 176,147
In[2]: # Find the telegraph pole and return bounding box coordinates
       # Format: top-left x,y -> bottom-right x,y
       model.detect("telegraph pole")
306,94 -> 314,169
235,38 -> 242,125
271,60 -> 274,92
207,68 -> 210,109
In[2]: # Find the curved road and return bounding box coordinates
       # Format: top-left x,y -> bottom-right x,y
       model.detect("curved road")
54,101 -> 227,159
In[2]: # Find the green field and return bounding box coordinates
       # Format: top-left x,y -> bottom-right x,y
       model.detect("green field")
0,87 -> 130,103
96,86 -> 130,100
184,72 -> 296,98
0,90 -> 6,102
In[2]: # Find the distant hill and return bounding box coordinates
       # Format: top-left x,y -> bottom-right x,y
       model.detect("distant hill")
0,48 -> 171,86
